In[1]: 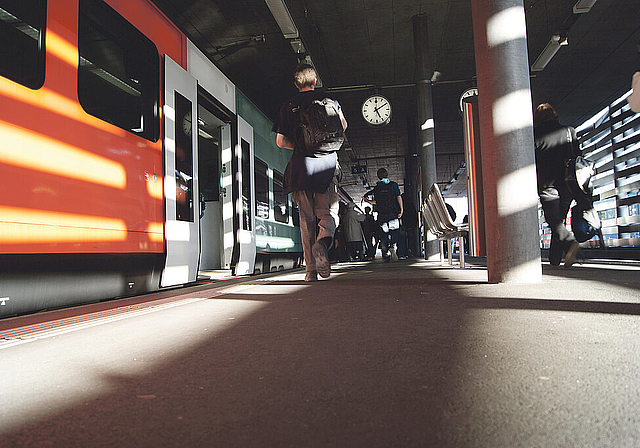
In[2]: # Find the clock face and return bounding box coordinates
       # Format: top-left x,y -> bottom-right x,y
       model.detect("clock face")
362,95 -> 392,126
182,111 -> 192,136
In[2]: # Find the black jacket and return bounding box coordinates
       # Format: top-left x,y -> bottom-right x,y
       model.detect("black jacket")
534,120 -> 580,191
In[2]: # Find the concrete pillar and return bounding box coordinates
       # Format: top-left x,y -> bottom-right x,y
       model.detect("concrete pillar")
405,118 -> 421,257
413,14 -> 439,260
470,0 -> 542,283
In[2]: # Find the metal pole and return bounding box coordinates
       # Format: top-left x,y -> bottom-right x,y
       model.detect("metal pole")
413,14 -> 439,260
470,0 -> 542,283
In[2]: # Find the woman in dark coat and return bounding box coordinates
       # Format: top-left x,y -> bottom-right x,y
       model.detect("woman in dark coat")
533,103 -> 580,267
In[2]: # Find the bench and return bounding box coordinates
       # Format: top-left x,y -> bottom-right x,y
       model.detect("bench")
421,183 -> 469,268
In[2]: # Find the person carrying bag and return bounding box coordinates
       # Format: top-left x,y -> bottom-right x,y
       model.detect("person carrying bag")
534,103 -> 581,267
363,168 -> 403,262
564,129 -> 604,247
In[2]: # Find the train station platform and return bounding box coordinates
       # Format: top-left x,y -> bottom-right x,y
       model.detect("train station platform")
1,257 -> 640,447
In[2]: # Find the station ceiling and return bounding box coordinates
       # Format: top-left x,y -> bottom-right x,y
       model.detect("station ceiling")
151,0 -> 640,202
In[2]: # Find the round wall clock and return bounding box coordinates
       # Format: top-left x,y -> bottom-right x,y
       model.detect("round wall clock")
182,110 -> 192,136
361,94 -> 392,127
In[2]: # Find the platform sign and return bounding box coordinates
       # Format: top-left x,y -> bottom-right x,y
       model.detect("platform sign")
351,165 -> 367,174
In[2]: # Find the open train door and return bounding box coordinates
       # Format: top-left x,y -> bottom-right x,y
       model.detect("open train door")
234,116 -> 256,275
161,56 -> 200,287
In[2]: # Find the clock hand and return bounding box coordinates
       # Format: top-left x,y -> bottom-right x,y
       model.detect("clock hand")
374,103 -> 387,113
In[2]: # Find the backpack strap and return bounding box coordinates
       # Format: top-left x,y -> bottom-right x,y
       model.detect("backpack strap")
566,126 -> 580,160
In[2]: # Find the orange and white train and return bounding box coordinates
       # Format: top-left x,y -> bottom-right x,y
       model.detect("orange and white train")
0,0 -> 303,317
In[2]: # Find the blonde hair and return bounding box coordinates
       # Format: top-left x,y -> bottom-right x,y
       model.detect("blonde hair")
294,63 -> 316,89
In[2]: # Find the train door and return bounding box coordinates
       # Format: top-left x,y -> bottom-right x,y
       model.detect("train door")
235,116 -> 256,275
161,56 -> 200,287
197,92 -> 231,271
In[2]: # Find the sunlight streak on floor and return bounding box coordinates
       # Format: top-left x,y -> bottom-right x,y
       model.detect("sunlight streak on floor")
0,294 -> 267,432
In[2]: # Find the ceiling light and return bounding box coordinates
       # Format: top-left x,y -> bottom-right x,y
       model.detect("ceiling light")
264,0 -> 299,39
531,34 -> 568,72
290,38 -> 305,54
573,0 -> 597,14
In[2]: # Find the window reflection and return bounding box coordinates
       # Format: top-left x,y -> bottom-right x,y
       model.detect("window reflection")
78,0 -> 159,141
0,0 -> 46,89
273,169 -> 289,223
255,158 -> 269,220
241,138 -> 252,230
175,92 -> 193,222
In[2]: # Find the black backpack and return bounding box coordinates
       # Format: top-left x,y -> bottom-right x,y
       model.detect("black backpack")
374,182 -> 397,214
297,95 -> 344,156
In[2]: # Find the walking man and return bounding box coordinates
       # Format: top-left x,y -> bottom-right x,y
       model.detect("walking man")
272,63 -> 348,281
364,168 -> 403,262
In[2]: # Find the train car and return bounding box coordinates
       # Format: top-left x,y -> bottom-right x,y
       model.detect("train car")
0,0 -> 302,318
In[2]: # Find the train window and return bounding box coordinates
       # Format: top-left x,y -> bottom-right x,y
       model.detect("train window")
255,158 -> 269,220
78,0 -> 159,141
273,170 -> 289,224
174,92 -> 194,222
198,133 -> 220,202
292,203 -> 300,227
241,138 -> 252,231
0,0 -> 46,89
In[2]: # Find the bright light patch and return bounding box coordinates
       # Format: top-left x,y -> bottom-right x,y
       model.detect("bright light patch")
224,232 -> 234,248
256,235 -> 296,249
0,121 -> 127,189
161,264 -> 189,286
496,165 -> 538,216
165,137 -> 175,154
47,30 -> 78,67
421,118 -> 434,130
165,220 -> 190,242
422,140 -> 434,147
0,295 -> 266,432
0,79 -> 125,135
163,105 -> 175,122
232,284 -> 308,295
147,175 -> 163,199
221,174 -> 233,188
164,175 -> 176,200
239,230 -> 253,244
486,7 -> 526,47
235,260 -> 251,275
222,148 -> 232,164
497,258 -> 542,283
493,90 -> 532,136
146,222 -> 163,242
0,206 -> 127,243
223,201 -> 234,218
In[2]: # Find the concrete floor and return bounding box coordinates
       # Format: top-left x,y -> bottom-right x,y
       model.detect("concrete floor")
1,258 -> 639,447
